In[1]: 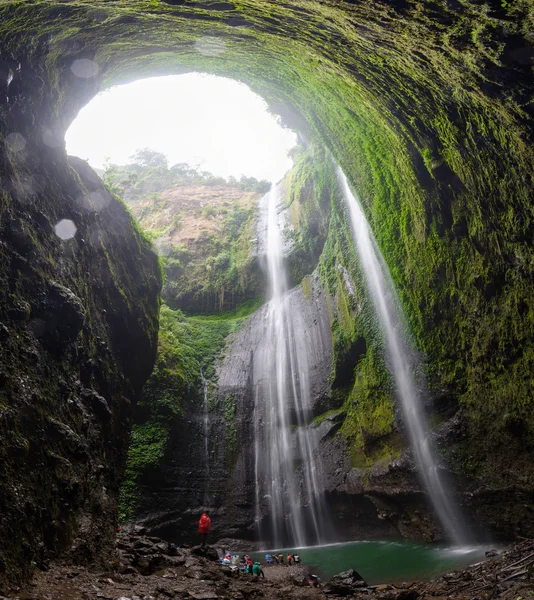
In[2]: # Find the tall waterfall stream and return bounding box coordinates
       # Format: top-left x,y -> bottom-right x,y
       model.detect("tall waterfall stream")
212,172 -> 471,549
337,167 -> 471,546
253,183 -> 328,548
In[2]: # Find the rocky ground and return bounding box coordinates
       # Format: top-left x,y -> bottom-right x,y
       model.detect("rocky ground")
3,532 -> 534,600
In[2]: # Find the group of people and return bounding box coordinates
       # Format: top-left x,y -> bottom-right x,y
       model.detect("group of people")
220,552 -> 265,578
199,512 -> 313,584
265,552 -> 301,566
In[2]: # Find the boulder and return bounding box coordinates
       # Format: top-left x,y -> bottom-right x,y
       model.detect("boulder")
190,545 -> 219,561
324,568 -> 367,595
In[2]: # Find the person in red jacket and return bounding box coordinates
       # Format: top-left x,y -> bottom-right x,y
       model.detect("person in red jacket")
198,511 -> 211,547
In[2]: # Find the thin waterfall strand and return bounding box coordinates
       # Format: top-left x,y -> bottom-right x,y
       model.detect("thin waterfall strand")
338,167 -> 470,546
201,371 -> 210,505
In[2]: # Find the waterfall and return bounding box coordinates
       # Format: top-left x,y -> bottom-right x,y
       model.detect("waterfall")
337,167 -> 470,546
253,183 -> 327,548
200,370 -> 210,505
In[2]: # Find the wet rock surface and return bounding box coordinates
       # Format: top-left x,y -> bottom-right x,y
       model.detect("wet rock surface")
0,147 -> 161,586
132,275 -> 333,545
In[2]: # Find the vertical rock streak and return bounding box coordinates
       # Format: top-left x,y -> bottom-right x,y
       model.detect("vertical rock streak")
253,184 -> 325,547
338,167 -> 470,546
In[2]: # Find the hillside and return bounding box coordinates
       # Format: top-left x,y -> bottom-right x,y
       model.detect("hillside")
104,154 -> 269,313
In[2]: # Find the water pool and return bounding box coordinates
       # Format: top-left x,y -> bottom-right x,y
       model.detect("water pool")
253,540 -> 491,583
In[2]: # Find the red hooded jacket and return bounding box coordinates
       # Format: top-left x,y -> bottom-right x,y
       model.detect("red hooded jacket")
198,513 -> 211,534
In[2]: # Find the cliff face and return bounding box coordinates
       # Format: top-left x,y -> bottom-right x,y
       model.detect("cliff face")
106,159 -> 268,315
126,140 -> 534,546
0,147 -> 161,586
0,0 -> 533,581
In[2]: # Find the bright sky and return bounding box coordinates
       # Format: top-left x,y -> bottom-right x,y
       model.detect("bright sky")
66,73 -> 297,182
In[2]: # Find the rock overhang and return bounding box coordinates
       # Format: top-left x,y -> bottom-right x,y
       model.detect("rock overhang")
1,0 -> 534,579
2,0 -> 533,414
3,1 -> 532,168
3,0 -> 533,445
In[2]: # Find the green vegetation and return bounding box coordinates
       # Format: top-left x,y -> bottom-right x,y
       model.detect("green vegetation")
104,150 -> 270,200
282,143 -> 335,286
104,152 -> 269,313
1,0 -> 532,548
223,393 -> 238,466
119,302 -> 256,521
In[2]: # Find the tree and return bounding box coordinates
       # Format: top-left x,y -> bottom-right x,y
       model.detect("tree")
130,148 -> 169,168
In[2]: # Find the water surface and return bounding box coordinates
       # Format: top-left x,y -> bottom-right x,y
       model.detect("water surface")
254,540 -> 489,583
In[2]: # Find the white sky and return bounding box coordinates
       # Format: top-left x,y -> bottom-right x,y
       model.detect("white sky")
65,73 -> 297,182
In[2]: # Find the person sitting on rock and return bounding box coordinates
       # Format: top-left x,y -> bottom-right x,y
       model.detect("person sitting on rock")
198,511 -> 211,547
294,554 -> 301,566
287,553 -> 293,566
265,553 -> 272,564
252,561 -> 265,579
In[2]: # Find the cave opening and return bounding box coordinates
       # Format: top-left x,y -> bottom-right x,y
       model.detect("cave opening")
65,73 -> 298,182
0,0 -> 533,592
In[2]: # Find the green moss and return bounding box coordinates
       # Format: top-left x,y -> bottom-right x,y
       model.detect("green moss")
119,300 -> 255,520
119,420 -> 169,522
283,143 -> 336,286
1,0 -> 532,555
312,408 -> 344,425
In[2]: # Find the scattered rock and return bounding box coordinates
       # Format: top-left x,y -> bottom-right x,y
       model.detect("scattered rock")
324,568 -> 367,595
395,590 -> 419,600
191,545 -> 219,561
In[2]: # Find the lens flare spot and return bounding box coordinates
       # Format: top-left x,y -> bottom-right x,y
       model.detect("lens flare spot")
71,59 -> 99,78
55,219 -> 77,240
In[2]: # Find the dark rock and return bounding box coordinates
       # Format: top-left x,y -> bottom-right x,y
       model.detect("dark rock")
324,569 -> 367,595
81,388 -> 112,422
190,545 -> 219,561
485,550 -> 498,558
125,525 -> 148,536
35,281 -> 85,351
395,590 -> 420,600
0,125 -> 161,589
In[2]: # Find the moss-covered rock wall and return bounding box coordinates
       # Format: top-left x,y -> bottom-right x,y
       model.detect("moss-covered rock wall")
0,0 -> 533,578
0,148 -> 161,587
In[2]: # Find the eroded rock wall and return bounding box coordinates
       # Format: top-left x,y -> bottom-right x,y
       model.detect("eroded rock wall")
2,0 -> 531,557
0,147 -> 161,586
